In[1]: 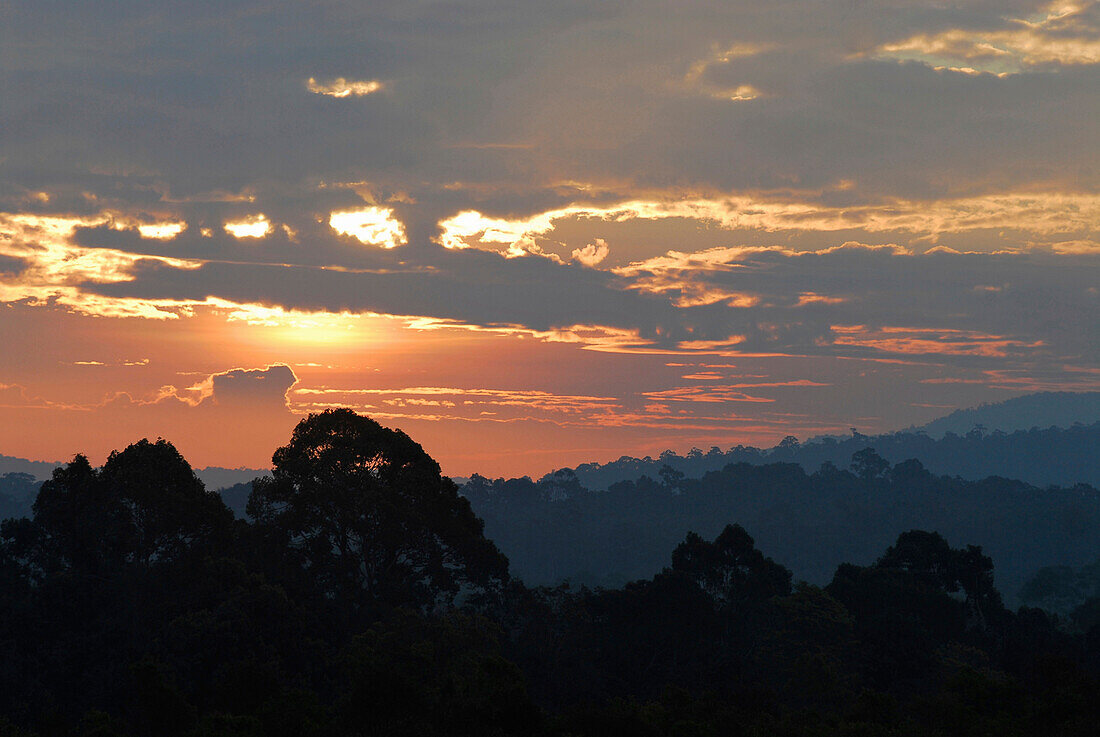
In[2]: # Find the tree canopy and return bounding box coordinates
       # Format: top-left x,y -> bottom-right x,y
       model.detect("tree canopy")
1,413 -> 1099,736
4,439 -> 231,579
247,408 -> 509,610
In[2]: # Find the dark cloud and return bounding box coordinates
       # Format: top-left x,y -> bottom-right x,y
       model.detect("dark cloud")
87,247 -> 699,340
0,254 -> 27,275
620,244 -> 1100,360
1,0 -> 1093,222
83,238 -> 1100,368
210,364 -> 297,408
4,0 -> 1100,395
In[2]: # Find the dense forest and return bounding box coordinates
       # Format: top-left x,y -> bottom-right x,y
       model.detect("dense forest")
463,456 -> 1100,600
2,409 -> 1100,736
537,421 -> 1100,491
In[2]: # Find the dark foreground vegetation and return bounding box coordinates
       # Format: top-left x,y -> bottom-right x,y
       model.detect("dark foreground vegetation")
2,409 -> 1100,736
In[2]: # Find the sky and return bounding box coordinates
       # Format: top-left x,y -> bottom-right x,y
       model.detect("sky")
2,0 -> 1100,478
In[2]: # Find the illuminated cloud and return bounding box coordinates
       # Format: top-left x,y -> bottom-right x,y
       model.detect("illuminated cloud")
137,222 -> 186,239
0,383 -> 44,408
1045,239 -> 1100,254
329,207 -> 407,248
1,0 -> 1099,473
641,386 -> 775,404
287,385 -> 636,441
684,43 -> 772,100
435,192 -> 1100,262
224,215 -> 271,238
721,84 -> 763,101
571,238 -> 609,266
0,213 -> 203,319
307,77 -> 383,98
831,326 -> 1042,358
876,1 -> 1100,72
292,386 -> 617,414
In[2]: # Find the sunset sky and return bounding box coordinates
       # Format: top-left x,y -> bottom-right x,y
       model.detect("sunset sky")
2,0 -> 1099,478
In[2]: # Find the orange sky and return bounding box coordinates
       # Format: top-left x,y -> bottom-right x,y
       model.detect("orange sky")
2,1 -> 1100,478
0,296 -> 1083,478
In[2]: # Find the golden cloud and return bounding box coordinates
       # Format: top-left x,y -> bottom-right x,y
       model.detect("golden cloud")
307,77 -> 384,98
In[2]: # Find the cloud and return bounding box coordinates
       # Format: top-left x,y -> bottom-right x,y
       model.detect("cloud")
0,254 -> 28,275
0,364 -> 301,468
615,242 -> 1100,361
54,234 -> 1095,372
1,0 -> 1096,222
571,239 -> 609,266
293,385 -> 617,416
329,207 -> 407,248
642,385 -> 775,403
875,2 -> 1100,72
209,364 -> 298,409
307,77 -> 384,98
84,245 -> 699,341
224,215 -> 271,238
0,0 -> 1099,462
0,383 -> 44,408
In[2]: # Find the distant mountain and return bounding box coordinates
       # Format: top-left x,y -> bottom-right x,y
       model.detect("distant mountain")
0,471 -> 40,520
914,391 -> 1100,437
194,466 -> 269,490
0,454 -> 268,490
0,453 -> 61,480
512,419 -> 1100,491
217,481 -> 253,518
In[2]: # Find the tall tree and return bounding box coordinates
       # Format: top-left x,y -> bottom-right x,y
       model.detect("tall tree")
248,409 -> 508,610
4,440 -> 230,577
670,524 -> 791,607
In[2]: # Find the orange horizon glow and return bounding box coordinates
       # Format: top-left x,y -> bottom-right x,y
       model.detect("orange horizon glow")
3,0 -> 1100,479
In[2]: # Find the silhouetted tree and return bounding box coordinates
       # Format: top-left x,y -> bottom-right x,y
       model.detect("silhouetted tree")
889,458 -> 931,485
778,435 -> 800,450
658,464 -> 684,490
850,447 -> 890,481
878,530 -> 1003,625
248,409 -> 508,611
6,440 -> 230,578
99,439 -> 233,566
670,524 -> 791,607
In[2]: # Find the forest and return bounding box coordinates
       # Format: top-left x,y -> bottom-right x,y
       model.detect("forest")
462,456 -> 1100,602
532,420 -> 1100,491
2,408 -> 1100,736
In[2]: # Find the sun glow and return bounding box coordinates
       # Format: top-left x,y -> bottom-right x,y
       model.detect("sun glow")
137,221 -> 186,239
329,207 -> 407,248
307,77 -> 383,98
207,299 -> 377,347
224,215 -> 271,238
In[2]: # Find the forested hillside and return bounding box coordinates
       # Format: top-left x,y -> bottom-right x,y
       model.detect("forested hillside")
543,421 -> 1100,490
4,410 -> 1100,736
916,391 -> 1100,436
465,452 -> 1100,602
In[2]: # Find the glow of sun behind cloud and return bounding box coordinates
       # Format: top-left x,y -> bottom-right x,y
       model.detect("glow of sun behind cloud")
209,299 -> 381,349
136,222 -> 186,239
224,215 -> 271,238
307,77 -> 383,98
329,207 -> 407,248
